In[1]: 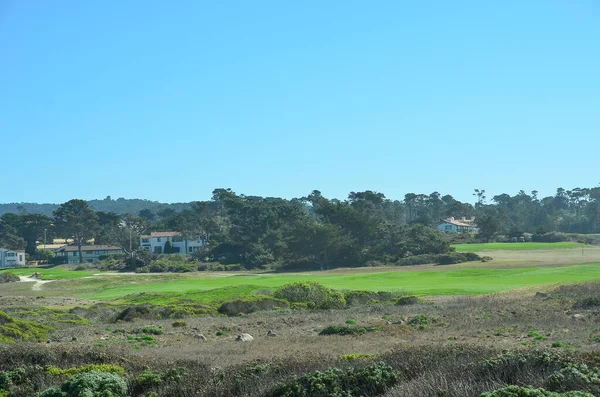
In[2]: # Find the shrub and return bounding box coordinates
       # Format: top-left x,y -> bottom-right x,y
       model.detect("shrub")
172,320 -> 187,327
395,252 -> 481,266
273,282 -> 346,310
267,362 -> 398,397
290,302 -> 309,310
46,364 -> 125,376
481,385 -> 593,396
547,363 -> 600,394
319,325 -> 366,336
395,296 -> 422,305
218,296 -> 290,316
532,232 -> 570,243
137,325 -> 163,335
409,314 -> 438,326
344,291 -> 398,306
339,353 -> 375,360
137,367 -> 181,387
43,371 -> 127,397
0,273 -> 19,283
0,311 -> 52,343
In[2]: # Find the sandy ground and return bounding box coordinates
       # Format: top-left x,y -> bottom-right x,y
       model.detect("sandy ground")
18,275 -> 55,291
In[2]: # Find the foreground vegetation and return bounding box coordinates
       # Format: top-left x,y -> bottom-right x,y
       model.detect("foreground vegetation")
3,278 -> 600,396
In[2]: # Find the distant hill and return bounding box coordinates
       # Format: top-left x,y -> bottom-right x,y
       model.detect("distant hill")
0,197 -> 191,216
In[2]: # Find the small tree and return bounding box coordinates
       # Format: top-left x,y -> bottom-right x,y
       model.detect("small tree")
53,200 -> 98,264
164,240 -> 173,254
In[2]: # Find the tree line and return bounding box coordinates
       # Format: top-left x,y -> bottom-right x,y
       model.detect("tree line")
1,185 -> 599,268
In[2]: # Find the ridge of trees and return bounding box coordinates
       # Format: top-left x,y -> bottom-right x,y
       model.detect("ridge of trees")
1,186 -> 600,269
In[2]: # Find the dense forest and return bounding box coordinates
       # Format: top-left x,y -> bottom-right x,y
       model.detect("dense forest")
1,186 -> 599,269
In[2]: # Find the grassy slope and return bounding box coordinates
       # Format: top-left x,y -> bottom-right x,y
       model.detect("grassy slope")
453,242 -> 583,252
0,267 -> 97,279
82,263 -> 600,301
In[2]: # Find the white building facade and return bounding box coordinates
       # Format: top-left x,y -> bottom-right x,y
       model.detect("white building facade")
0,248 -> 26,267
140,232 -> 203,254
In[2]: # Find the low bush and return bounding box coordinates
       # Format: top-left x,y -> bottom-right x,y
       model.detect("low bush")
137,325 -> 163,335
344,290 -> 399,306
395,296 -> 422,306
171,320 -> 187,327
218,296 -> 290,316
0,273 -> 19,283
41,371 -> 127,397
0,311 -> 53,343
319,325 -> 367,336
481,385 -> 593,397
45,364 -> 125,376
267,362 -> 398,397
395,252 -> 482,266
532,232 -> 571,243
273,282 -> 346,310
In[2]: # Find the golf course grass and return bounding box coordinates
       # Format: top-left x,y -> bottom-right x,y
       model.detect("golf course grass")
453,242 -> 583,252
79,262 -> 600,301
0,267 -> 97,279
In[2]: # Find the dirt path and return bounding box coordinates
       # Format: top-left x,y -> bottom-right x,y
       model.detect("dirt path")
18,276 -> 54,291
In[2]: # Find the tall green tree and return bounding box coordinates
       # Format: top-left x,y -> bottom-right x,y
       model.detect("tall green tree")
53,199 -> 98,264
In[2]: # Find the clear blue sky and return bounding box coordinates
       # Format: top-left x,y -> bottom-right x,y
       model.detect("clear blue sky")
1,1 -> 599,205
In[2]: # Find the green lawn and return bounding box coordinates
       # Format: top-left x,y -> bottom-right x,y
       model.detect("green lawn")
453,242 -> 584,252
82,263 -> 600,301
0,267 -> 97,279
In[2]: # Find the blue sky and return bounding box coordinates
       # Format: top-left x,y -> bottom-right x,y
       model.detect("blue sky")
1,1 -> 598,205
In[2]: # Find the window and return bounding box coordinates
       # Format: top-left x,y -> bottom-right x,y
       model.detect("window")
141,238 -> 149,243
153,246 -> 162,254
157,237 -> 161,242
445,225 -> 452,231
73,252 -> 78,256
189,246 -> 193,253
6,252 -> 15,257
18,255 -> 23,261
173,236 -> 182,242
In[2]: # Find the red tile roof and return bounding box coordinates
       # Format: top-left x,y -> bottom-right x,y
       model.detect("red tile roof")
140,232 -> 182,239
58,245 -> 123,252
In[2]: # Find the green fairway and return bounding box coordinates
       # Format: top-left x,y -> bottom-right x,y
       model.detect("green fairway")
453,242 -> 583,252
82,263 -> 600,301
0,267 -> 97,279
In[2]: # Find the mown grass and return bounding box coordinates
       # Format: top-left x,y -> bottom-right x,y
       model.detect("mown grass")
0,267 -> 97,279
453,242 -> 583,252
79,263 -> 600,301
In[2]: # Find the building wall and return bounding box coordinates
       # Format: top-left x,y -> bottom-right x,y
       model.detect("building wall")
0,250 -> 25,267
140,236 -> 203,254
57,249 -> 124,264
437,223 -> 458,233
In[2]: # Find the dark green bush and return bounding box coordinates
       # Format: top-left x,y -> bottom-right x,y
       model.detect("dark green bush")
42,371 -> 127,397
395,252 -> 481,266
532,232 -> 570,243
137,325 -> 163,335
319,325 -> 366,336
267,362 -> 398,397
218,296 -> 290,316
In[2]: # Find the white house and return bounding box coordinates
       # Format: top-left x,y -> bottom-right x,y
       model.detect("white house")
437,217 -> 477,233
55,245 -> 124,264
0,248 -> 26,267
140,232 -> 204,254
